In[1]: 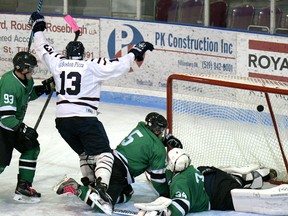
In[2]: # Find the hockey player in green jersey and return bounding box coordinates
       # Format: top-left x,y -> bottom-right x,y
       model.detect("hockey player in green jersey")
54,112 -> 182,214
147,148 -> 211,215
135,148 -> 274,216
0,51 -> 52,203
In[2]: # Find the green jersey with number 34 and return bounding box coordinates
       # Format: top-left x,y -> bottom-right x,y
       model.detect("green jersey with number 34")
167,166 -> 210,215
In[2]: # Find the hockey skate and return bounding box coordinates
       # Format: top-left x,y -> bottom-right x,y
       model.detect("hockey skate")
88,177 -> 113,215
14,178 -> 41,203
53,176 -> 81,197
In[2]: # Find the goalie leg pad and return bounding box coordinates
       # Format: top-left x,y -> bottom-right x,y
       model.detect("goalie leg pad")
219,163 -> 261,175
231,184 -> 288,215
244,170 -> 263,189
231,168 -> 271,189
220,164 -> 271,181
220,164 -> 272,189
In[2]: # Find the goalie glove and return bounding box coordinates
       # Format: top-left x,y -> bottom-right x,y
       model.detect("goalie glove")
28,11 -> 46,32
128,41 -> 154,61
162,134 -> 183,149
135,197 -> 172,216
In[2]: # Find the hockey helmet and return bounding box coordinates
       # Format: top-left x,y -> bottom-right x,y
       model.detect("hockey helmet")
167,148 -> 191,172
145,112 -> 168,136
66,41 -> 85,60
13,51 -> 37,72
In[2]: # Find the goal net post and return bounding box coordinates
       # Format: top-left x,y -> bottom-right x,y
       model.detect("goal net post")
167,74 -> 288,183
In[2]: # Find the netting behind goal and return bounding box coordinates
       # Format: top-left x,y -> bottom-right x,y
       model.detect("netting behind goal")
167,74 -> 288,183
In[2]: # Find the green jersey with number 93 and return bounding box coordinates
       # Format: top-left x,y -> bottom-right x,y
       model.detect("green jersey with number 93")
0,70 -> 38,130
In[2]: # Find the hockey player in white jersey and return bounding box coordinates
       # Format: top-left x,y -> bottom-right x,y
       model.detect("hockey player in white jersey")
29,11 -> 153,215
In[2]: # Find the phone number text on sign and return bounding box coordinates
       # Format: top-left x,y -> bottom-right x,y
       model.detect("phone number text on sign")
202,61 -> 233,72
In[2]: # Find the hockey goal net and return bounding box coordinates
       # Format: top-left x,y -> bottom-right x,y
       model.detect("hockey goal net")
167,74 -> 288,183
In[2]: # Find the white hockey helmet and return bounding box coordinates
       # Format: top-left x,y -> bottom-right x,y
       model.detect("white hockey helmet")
167,148 -> 191,172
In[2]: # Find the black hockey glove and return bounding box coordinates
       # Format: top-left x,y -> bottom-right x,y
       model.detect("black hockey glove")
28,11 -> 46,32
162,134 -> 183,149
34,77 -> 54,96
128,41 -> 154,61
15,123 -> 38,141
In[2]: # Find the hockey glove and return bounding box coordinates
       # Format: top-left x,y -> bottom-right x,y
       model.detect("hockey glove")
15,123 -> 38,141
28,11 -> 46,32
135,197 -> 172,216
162,134 -> 183,149
128,41 -> 154,61
116,184 -> 134,204
34,76 -> 54,96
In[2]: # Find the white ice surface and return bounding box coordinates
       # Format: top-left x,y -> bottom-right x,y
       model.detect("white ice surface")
0,96 -> 271,216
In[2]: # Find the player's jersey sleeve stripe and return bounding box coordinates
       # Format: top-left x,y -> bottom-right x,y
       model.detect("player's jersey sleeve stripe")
56,100 -> 98,110
150,168 -> 167,183
78,97 -> 100,101
0,110 -> 16,116
95,57 -> 108,65
171,199 -> 190,215
19,158 -> 37,170
0,105 -> 16,111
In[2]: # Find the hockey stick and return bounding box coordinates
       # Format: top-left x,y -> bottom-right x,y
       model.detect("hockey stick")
23,0 -> 47,130
64,14 -> 81,41
113,209 -> 138,216
34,78 -> 54,130
28,0 -> 43,52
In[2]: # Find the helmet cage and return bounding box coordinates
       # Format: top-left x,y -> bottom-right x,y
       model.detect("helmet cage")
167,148 -> 191,173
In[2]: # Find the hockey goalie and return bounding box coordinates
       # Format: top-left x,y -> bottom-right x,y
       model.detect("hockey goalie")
135,148 -> 288,216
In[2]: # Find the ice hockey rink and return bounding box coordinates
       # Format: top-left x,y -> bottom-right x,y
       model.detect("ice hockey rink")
0,95 -> 278,216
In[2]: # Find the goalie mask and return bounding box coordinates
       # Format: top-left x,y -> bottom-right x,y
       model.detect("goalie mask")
66,41 -> 85,60
167,148 -> 191,172
13,51 -> 37,73
145,112 -> 168,136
